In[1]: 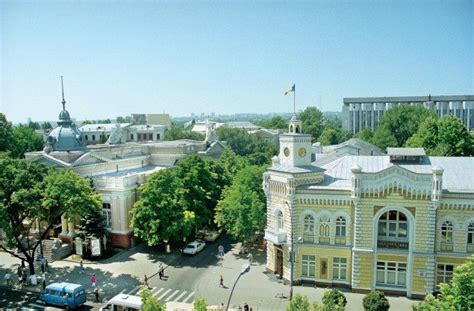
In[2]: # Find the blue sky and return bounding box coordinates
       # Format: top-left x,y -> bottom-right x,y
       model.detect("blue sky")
1,1 -> 473,123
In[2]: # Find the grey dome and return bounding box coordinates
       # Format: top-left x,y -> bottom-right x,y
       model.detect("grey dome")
44,108 -> 87,153
59,109 -> 71,121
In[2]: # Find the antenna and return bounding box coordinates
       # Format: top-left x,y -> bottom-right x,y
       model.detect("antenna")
61,76 -> 66,110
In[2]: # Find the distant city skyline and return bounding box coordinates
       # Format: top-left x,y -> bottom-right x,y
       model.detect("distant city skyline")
1,1 -> 473,123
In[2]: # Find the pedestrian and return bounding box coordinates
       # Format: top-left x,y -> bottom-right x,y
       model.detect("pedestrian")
94,287 -> 100,302
79,260 -> 84,274
158,264 -> 164,280
17,265 -> 22,280
21,259 -> 25,269
41,273 -> 46,292
144,274 -> 150,289
4,272 -> 11,286
244,302 -> 249,311
41,258 -> 45,274
21,268 -> 27,284
247,253 -> 253,264
219,275 -> 224,287
45,259 -> 49,272
91,273 -> 97,287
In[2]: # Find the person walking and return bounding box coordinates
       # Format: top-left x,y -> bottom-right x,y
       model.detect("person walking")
41,273 -> 46,292
158,264 -> 164,280
244,303 -> 249,311
40,257 -> 45,274
219,275 -> 224,287
21,268 -> 27,284
79,260 -> 84,274
144,275 -> 150,289
94,287 -> 100,302
17,265 -> 22,281
91,273 -> 97,287
4,272 -> 11,287
247,253 -> 253,265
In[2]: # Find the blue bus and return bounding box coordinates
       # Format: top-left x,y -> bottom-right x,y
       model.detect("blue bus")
40,282 -> 87,309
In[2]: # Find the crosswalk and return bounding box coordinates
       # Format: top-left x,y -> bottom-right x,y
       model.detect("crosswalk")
120,285 -> 195,304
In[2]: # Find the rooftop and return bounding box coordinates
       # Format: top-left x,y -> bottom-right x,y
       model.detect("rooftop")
387,147 -> 426,156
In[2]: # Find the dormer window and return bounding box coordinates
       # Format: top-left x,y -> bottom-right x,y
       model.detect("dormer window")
387,147 -> 426,163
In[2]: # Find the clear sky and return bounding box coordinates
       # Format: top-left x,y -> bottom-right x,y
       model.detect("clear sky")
1,1 -> 473,123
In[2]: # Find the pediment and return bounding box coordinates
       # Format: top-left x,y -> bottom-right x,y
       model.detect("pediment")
72,153 -> 109,166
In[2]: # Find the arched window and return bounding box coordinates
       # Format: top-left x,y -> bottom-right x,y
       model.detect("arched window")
319,215 -> 330,244
303,215 -> 315,243
440,221 -> 453,252
276,210 -> 284,231
335,216 -> 346,244
377,211 -> 408,249
467,223 -> 474,253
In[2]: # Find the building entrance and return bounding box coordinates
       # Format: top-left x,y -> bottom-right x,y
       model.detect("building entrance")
275,247 -> 283,277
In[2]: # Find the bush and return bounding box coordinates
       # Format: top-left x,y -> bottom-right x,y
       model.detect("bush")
363,290 -> 390,311
287,294 -> 311,311
322,289 -> 347,307
193,297 -> 207,311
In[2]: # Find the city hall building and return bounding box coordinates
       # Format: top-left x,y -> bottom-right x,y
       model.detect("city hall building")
342,95 -> 474,134
263,117 -> 474,298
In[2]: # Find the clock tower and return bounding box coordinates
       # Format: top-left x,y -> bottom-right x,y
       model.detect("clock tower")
279,115 -> 312,167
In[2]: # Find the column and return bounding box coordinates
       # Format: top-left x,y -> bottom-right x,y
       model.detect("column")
60,215 -> 68,236
67,220 -> 75,237
351,200 -> 362,288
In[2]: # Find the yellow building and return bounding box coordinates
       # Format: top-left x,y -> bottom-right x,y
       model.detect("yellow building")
263,117 -> 474,298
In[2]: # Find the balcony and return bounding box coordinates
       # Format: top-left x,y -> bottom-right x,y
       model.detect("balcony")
264,228 -> 287,245
377,240 -> 408,249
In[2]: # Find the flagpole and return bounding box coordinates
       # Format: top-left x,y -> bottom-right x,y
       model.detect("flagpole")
293,86 -> 296,115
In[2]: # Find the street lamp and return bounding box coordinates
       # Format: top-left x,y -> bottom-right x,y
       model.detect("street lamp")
289,236 -> 302,300
226,263 -> 250,310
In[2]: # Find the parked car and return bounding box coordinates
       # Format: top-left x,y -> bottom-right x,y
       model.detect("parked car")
182,240 -> 206,255
40,282 -> 86,309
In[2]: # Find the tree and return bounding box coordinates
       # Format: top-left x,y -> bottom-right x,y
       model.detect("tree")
372,105 -> 436,149
193,297 -> 208,311
318,128 -> 340,145
362,290 -> 390,311
321,289 -> 347,308
287,294 -> 311,311
174,155 -> 230,229
0,156 -> 48,275
164,123 -> 204,141
76,208 -> 108,240
131,169 -> 196,245
355,128 -> 374,142
407,115 -> 473,156
255,116 -> 288,129
99,132 -> 107,144
10,125 -> 44,158
41,121 -> 52,129
0,113 -> 13,153
139,286 -> 165,311
298,107 -> 324,140
217,127 -> 277,158
413,257 -> 474,310
215,165 -> 266,242
28,121 -> 41,130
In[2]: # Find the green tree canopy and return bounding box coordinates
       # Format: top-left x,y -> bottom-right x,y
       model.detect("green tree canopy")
215,165 -> 266,242
41,121 -> 53,129
131,169 -> 196,245
0,113 -> 13,153
298,107 -> 324,140
0,159 -> 100,275
362,290 -> 390,311
216,127 -> 277,158
164,122 -> 204,141
407,115 -> 473,156
193,298 -> 208,311
139,286 -> 165,311
287,294 -> 311,311
255,116 -> 288,129
372,105 -> 436,149
10,125 -> 44,158
321,289 -> 347,308
76,207 -> 108,240
412,256 -> 474,311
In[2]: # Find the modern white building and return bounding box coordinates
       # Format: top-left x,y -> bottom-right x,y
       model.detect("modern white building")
342,95 -> 474,134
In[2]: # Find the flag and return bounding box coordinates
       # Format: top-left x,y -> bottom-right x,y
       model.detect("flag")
284,84 -> 295,95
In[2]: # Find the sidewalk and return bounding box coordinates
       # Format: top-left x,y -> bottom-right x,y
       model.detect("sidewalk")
0,245 -> 181,299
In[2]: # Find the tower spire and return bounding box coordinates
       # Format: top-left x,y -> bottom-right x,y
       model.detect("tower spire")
61,76 -> 66,110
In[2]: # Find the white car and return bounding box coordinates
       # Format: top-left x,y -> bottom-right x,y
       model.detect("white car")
182,240 -> 206,255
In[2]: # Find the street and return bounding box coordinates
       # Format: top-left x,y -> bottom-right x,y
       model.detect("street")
0,234 -> 416,310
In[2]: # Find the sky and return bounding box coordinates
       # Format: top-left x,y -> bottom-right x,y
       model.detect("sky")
1,1 -> 473,123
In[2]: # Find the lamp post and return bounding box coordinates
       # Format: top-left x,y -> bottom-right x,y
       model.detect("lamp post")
226,263 -> 250,310
289,236 -> 302,300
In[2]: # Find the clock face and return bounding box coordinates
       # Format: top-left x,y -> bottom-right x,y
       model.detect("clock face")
284,147 -> 290,157
298,147 -> 306,157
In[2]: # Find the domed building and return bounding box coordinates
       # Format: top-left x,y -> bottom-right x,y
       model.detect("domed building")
43,78 -> 87,154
